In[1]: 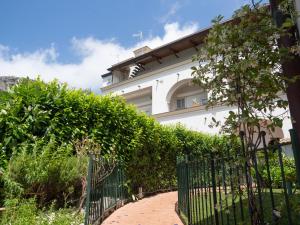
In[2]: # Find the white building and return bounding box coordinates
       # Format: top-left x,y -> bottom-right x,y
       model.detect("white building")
101,27 -> 292,140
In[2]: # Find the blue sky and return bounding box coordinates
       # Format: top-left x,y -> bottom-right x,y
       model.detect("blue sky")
0,0 -> 249,91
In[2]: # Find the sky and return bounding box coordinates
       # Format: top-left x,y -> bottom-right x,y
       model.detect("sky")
0,0 -> 250,92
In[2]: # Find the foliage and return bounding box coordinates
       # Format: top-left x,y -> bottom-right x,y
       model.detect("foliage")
125,123 -> 180,192
191,2 -> 297,137
0,78 -> 141,165
0,91 -> 10,106
258,151 -> 296,187
0,198 -> 83,225
172,125 -> 240,156
0,78 -> 233,200
3,139 -> 87,206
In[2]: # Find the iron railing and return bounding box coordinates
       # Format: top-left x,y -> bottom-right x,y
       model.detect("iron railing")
177,131 -> 299,225
85,155 -> 127,225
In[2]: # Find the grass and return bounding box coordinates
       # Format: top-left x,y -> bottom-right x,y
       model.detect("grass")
181,188 -> 300,225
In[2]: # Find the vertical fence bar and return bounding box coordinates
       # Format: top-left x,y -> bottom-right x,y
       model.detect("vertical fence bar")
232,141 -> 245,223
217,161 -> 224,225
240,131 -> 255,224
84,154 -> 93,225
200,160 -> 205,224
261,131 -> 276,223
191,161 -> 196,225
208,163 -> 214,225
228,156 -> 237,225
211,154 -> 219,225
185,154 -> 191,225
251,144 -> 265,224
236,162 -> 244,222
196,159 -> 201,225
203,160 -> 209,225
177,158 -> 181,214
290,128 -> 300,186
221,157 -> 230,225
277,143 -> 293,225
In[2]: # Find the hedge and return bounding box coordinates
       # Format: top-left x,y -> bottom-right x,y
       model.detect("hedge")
0,78 -> 233,206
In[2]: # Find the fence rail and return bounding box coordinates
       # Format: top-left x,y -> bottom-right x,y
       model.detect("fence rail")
85,155 -> 127,225
177,131 -> 299,225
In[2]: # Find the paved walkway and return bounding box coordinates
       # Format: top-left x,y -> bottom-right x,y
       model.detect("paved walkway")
102,191 -> 183,225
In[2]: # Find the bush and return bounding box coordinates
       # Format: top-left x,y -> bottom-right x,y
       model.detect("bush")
259,151 -> 296,187
3,139 -> 88,206
125,123 -> 180,192
0,91 -> 10,106
0,198 -> 83,225
0,78 -> 141,165
172,124 -> 239,157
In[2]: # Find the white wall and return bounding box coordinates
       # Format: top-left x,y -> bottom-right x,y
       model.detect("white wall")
126,94 -> 152,115
102,47 -> 199,114
156,105 -> 236,134
156,106 -> 292,138
102,46 -> 293,139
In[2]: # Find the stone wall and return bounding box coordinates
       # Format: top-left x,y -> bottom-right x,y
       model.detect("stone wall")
0,76 -> 19,91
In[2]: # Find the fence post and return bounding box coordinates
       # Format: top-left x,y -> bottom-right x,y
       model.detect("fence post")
289,128 -> 300,186
185,154 -> 191,225
277,143 -> 293,224
211,153 -> 219,225
84,154 -> 93,225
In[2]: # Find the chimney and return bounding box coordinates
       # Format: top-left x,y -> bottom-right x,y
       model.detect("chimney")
133,46 -> 152,57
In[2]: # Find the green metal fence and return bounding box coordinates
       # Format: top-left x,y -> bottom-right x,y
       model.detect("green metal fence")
85,154 -> 127,225
177,131 -> 300,225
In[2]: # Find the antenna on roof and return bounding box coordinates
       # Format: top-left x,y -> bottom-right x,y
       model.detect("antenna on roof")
132,31 -> 143,41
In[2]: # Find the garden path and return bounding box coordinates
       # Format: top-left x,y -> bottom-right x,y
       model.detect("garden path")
102,191 -> 183,225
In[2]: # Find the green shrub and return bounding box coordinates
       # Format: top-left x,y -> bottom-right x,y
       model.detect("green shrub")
0,91 -> 10,106
172,124 -> 239,157
0,78 -> 156,165
259,151 -> 296,187
3,139 -> 88,206
0,198 -> 83,225
125,123 -> 180,192
0,198 -> 38,225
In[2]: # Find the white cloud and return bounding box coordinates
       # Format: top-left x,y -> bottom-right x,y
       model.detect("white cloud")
0,22 -> 198,92
159,1 -> 181,23
135,23 -> 198,50
0,44 -> 10,59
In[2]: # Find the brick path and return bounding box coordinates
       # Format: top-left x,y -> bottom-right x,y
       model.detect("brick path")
102,191 -> 183,225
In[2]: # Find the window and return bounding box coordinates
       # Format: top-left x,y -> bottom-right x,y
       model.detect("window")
201,98 -> 208,105
176,98 -> 185,110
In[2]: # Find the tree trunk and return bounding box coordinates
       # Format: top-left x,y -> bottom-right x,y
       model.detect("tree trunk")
270,0 -> 300,156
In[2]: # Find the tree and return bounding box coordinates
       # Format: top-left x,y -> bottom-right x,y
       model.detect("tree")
192,2 -> 298,140
191,2 -> 299,223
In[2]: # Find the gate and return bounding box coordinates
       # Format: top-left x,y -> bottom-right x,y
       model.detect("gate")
85,154 -> 127,225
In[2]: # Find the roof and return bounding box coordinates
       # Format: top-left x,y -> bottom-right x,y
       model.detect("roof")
107,19 -> 234,72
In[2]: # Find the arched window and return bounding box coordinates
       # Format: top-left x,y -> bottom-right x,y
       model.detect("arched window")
166,79 -> 207,112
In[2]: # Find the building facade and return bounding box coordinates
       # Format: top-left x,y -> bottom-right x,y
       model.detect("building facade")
101,27 -> 292,140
